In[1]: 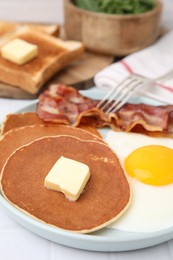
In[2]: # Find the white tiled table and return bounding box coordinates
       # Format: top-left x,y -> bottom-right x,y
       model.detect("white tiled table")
0,1 -> 173,259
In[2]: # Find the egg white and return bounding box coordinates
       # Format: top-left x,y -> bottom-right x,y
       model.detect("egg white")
105,130 -> 173,233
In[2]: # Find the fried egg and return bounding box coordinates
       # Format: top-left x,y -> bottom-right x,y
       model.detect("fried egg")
105,130 -> 173,233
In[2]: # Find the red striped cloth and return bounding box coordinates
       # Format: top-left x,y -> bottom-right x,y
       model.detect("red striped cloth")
94,30 -> 173,103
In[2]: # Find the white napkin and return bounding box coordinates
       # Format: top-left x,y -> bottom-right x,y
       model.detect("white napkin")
94,30 -> 173,104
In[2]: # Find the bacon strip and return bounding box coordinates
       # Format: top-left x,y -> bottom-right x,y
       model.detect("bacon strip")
36,84 -> 173,134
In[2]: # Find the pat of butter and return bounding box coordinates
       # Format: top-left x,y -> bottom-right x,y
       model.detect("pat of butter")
1,38 -> 38,65
44,156 -> 90,201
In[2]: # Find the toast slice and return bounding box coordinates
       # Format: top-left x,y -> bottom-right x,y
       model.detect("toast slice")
0,21 -> 17,37
22,23 -> 59,36
0,20 -> 60,37
0,26 -> 84,94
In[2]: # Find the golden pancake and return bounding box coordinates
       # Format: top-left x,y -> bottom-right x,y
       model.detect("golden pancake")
78,123 -> 102,138
1,135 -> 131,233
0,124 -> 104,175
1,112 -> 102,138
1,112 -> 43,135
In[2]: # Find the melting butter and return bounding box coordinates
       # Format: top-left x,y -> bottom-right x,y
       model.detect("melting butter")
44,156 -> 90,201
1,38 -> 38,65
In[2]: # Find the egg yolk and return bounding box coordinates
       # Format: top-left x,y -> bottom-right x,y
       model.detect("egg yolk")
124,145 -> 173,186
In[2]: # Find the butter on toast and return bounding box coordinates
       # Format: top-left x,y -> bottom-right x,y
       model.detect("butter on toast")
0,26 -> 84,94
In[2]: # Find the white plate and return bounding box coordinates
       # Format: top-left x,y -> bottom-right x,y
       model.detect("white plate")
0,88 -> 173,252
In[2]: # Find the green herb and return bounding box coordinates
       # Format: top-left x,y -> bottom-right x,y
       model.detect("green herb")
73,0 -> 156,14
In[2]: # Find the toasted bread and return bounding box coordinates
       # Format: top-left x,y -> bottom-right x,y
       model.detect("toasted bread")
22,23 -> 59,36
0,21 -> 17,37
0,20 -> 59,37
0,26 -> 84,94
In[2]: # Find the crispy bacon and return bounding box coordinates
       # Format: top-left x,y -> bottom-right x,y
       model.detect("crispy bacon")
36,84 -> 173,134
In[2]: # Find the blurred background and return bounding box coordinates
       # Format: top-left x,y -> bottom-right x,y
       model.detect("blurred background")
0,0 -> 172,30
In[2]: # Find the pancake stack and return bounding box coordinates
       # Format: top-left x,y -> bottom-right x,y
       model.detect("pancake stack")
0,112 -> 131,233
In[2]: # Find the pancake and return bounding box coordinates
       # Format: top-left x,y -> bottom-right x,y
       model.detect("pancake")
78,123 -> 102,138
1,112 -> 43,135
1,135 -> 131,233
0,124 -> 104,175
1,112 -> 102,138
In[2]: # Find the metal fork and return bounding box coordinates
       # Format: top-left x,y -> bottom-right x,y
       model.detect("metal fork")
97,70 -> 173,114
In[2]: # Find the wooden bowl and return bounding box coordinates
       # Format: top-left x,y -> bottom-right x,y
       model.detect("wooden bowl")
64,0 -> 162,56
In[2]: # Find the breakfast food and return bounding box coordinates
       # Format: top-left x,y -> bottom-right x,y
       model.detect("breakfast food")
105,130 -> 173,232
1,112 -> 102,138
1,112 -> 43,135
0,123 -> 104,175
0,26 -> 84,94
0,135 -> 131,233
20,23 -> 60,36
37,84 -> 173,135
44,156 -> 91,201
1,38 -> 38,65
0,20 -> 60,37
1,82 -> 173,235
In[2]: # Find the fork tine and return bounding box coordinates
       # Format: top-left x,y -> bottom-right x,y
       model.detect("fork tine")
97,75 -> 135,111
97,69 -> 173,115
106,77 -> 138,114
105,77 -> 143,114
96,85 -> 119,110
110,85 -> 140,113
108,79 -> 145,113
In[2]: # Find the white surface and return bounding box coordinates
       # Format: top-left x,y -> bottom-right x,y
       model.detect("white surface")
0,0 -> 173,259
0,0 -> 64,24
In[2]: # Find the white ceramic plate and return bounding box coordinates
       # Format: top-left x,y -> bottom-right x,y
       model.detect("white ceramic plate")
0,88 -> 173,252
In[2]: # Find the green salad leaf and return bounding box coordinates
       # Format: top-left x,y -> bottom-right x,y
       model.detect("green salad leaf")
73,0 -> 156,14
